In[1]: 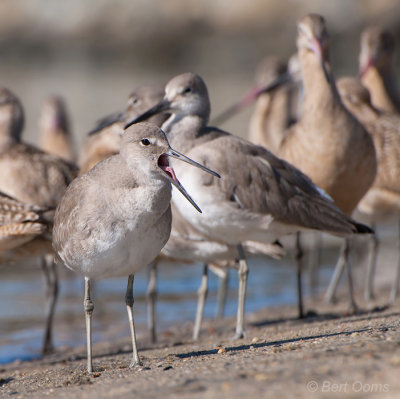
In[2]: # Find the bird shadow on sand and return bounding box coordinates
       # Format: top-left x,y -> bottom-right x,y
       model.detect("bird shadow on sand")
175,308 -> 399,360
250,304 -> 392,328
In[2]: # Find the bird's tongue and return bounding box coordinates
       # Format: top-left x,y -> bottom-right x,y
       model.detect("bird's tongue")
158,153 -> 179,183
161,165 -> 178,183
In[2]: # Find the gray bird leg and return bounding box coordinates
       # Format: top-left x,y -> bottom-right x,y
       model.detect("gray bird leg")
193,264 -> 209,340
234,244 -> 249,339
126,274 -> 142,367
84,277 -> 94,373
215,267 -> 229,319
40,254 -> 58,355
146,262 -> 158,343
390,219 -> 400,303
295,232 -> 305,318
365,224 -> 378,301
325,241 -> 346,303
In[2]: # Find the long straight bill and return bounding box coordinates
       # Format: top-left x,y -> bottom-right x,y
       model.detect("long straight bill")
166,148 -> 221,178
211,72 -> 292,126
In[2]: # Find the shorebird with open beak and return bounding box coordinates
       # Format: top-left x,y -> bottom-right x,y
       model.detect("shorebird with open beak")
52,122 -> 219,373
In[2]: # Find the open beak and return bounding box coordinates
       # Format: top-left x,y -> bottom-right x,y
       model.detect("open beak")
125,99 -> 170,129
211,72 -> 292,126
158,148 -> 220,213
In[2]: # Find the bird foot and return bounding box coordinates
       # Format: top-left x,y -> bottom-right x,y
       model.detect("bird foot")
41,343 -> 55,356
233,331 -> 246,340
129,359 -> 143,369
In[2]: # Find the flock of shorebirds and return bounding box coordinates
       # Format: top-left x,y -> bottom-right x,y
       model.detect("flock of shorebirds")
1,13 -> 400,373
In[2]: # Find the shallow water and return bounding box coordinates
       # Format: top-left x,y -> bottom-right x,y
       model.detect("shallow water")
0,242 -> 339,364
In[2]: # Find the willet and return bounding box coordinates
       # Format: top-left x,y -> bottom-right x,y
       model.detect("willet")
359,26 -> 400,114
126,71 -> 373,339
39,95 -> 76,162
0,86 -> 78,353
52,122 -> 219,373
337,76 -> 400,302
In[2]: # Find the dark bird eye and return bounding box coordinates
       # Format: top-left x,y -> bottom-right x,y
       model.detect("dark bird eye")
141,138 -> 151,146
182,86 -> 192,94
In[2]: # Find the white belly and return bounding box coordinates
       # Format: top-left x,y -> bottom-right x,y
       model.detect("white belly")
63,208 -> 172,280
171,164 -> 299,245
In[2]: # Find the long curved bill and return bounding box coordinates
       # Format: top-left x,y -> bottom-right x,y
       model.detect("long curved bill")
125,99 -> 170,129
211,72 -> 292,126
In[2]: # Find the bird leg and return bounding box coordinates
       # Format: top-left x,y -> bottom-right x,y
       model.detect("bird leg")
365,224 -> 378,301
146,262 -> 158,343
234,244 -> 249,339
40,254 -> 58,355
295,232 -> 305,319
308,231 -> 322,296
84,277 -> 94,373
325,242 -> 346,303
126,274 -> 142,367
343,238 -> 359,313
215,267 -> 229,319
390,218 -> 400,303
193,264 -> 209,340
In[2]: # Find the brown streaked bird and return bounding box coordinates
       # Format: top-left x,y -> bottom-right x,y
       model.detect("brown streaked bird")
0,86 -> 78,354
79,84 -> 168,174
0,191 -> 52,253
52,122 -> 219,373
126,71 -> 373,339
275,14 -> 376,312
39,95 -> 76,162
359,26 -> 400,114
337,76 -> 400,303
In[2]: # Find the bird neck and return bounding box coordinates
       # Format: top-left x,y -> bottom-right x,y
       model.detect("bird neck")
299,49 -> 343,127
361,66 -> 400,113
164,114 -> 206,153
0,105 -> 23,149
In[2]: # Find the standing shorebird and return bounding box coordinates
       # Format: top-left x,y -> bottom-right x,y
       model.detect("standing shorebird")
276,15 -> 377,311
127,71 -> 373,339
52,122 -> 219,373
337,76 -> 400,302
39,95 -> 76,162
0,87 -> 78,353
359,26 -> 400,114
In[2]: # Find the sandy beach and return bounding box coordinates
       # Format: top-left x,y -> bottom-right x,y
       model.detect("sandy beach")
1,282 -> 399,399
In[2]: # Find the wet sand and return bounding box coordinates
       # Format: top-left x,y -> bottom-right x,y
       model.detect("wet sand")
1,285 -> 399,399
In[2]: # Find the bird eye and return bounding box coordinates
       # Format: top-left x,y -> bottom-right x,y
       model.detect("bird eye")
141,138 -> 151,146
128,96 -> 140,106
182,86 -> 192,94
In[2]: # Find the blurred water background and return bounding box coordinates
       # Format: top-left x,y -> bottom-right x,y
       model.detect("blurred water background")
1,0 -> 400,364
